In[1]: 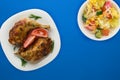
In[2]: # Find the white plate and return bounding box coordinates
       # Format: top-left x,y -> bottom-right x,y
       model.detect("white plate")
77,0 -> 120,41
0,9 -> 61,71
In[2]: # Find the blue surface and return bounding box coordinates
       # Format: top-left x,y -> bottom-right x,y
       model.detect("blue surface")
0,0 -> 120,80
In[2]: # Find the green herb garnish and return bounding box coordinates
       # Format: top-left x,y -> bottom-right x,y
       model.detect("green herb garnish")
20,58 -> 27,67
96,11 -> 103,16
13,44 -> 21,51
13,46 -> 17,51
29,14 -> 42,20
50,41 -> 54,52
82,15 -> 87,22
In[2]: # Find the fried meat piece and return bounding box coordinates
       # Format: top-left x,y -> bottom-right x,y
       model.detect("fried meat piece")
8,19 -> 50,45
16,38 -> 53,62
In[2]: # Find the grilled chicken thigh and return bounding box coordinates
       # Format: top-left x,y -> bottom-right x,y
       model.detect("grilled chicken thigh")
9,18 -> 50,45
16,38 -> 53,62
8,18 -> 53,63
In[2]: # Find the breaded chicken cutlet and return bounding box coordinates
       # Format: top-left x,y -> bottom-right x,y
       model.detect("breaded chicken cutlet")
9,18 -> 50,45
8,18 -> 53,63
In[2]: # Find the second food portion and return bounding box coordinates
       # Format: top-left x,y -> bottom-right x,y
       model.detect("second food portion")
82,0 -> 119,39
9,16 -> 54,63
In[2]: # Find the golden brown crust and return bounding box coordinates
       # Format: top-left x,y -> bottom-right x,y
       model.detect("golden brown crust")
8,18 -> 50,45
9,18 -> 52,62
16,38 -> 52,62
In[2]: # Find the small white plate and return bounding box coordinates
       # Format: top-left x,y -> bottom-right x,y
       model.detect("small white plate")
0,9 -> 61,71
77,0 -> 120,41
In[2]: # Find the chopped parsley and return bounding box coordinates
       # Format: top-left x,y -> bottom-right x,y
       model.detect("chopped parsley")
51,41 -> 54,52
13,46 -> 17,51
82,15 -> 87,22
20,58 -> 27,67
29,14 -> 42,20
96,11 -> 103,16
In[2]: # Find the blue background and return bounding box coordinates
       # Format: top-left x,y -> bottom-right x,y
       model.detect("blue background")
0,0 -> 120,80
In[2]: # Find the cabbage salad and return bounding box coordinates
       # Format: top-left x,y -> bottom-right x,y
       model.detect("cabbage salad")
82,0 -> 119,39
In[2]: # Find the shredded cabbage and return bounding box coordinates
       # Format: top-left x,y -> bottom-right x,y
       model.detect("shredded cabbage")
82,0 -> 120,38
